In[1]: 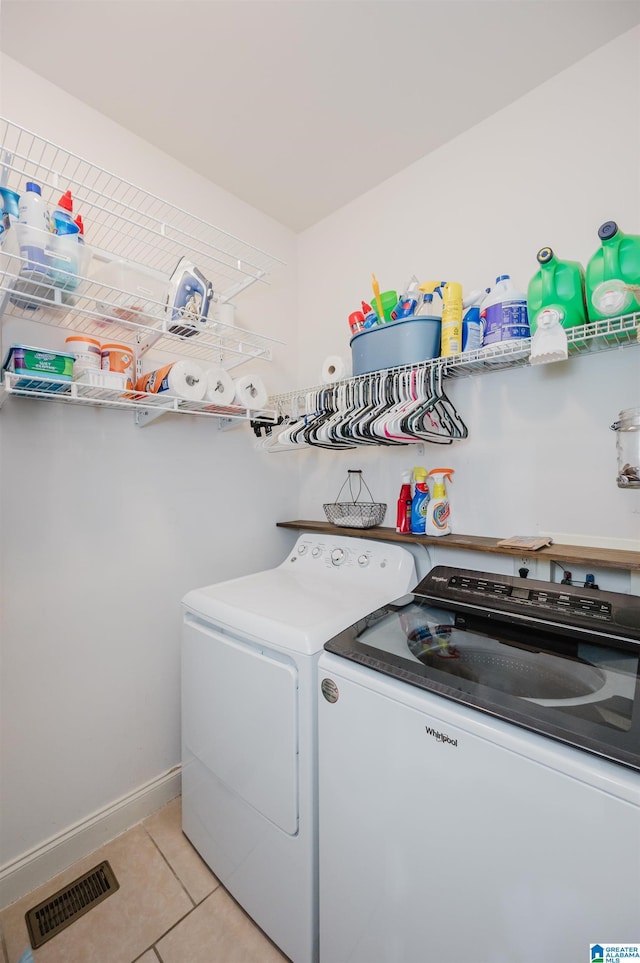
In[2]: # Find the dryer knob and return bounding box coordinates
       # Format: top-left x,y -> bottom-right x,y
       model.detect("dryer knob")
298,544 -> 307,555
331,548 -> 346,566
358,554 -> 369,567
312,547 -> 322,558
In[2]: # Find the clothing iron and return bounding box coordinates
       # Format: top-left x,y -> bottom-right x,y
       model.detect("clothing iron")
166,257 -> 213,337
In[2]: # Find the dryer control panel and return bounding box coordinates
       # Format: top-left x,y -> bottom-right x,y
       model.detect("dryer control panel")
284,533 -> 417,596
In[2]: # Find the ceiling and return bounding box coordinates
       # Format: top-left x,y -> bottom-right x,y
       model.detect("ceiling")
2,0 -> 640,232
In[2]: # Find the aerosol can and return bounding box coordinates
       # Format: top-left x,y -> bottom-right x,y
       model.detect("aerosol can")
426,468 -> 454,536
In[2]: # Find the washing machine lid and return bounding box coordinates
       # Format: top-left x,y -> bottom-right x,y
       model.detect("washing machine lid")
324,567 -> 640,771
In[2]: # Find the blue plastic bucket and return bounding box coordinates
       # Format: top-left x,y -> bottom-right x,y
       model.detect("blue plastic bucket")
350,315 -> 441,376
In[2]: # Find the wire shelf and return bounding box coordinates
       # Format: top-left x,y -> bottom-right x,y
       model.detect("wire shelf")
0,117 -> 285,372
0,248 -> 283,369
0,117 -> 285,297
270,314 -> 639,414
0,370 -> 278,425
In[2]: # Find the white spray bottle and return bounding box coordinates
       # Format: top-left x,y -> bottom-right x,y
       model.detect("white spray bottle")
425,468 -> 454,536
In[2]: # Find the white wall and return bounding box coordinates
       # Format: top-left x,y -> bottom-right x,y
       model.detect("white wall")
295,26 -> 640,589
0,56 -> 299,896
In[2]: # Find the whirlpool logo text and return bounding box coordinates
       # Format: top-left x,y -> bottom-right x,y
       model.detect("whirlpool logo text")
425,725 -> 458,747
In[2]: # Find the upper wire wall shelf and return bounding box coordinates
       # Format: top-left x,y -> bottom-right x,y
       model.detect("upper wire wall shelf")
0,117 -> 285,300
270,314 -> 639,415
0,117 -> 286,371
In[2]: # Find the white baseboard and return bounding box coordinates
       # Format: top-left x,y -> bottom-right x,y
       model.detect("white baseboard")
0,766 -> 181,910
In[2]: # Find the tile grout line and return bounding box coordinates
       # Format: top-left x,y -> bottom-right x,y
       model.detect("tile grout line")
141,825 -> 197,911
134,822 -> 214,957
146,897 -> 214,957
131,944 -> 163,963
125,821 -> 200,963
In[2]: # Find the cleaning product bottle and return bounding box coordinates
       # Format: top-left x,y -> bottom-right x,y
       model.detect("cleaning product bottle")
461,289 -> 489,352
585,221 -> 640,322
395,471 -> 412,534
73,212 -> 91,282
481,275 -> 530,347
52,190 -> 74,228
418,281 -> 445,314
361,300 -> 378,329
50,217 -> 79,290
49,190 -> 79,289
0,187 -> 20,253
391,275 -> 421,320
527,247 -> 587,335
17,181 -> 48,275
348,310 -> 365,335
418,281 -> 445,353
425,468 -> 454,536
74,214 -> 85,244
410,467 -> 429,535
440,281 -> 463,356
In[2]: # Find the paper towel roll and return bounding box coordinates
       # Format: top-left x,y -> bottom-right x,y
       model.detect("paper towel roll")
321,355 -> 351,383
135,360 -> 206,400
204,365 -> 236,405
233,373 -> 268,410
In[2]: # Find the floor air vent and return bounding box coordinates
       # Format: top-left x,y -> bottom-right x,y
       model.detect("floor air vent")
25,860 -> 119,949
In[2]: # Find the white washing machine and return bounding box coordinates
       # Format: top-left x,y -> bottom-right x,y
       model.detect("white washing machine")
181,533 -> 416,963
318,565 -> 640,963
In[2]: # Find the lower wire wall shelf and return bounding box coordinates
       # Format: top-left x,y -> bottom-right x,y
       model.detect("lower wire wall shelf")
0,371 -> 277,428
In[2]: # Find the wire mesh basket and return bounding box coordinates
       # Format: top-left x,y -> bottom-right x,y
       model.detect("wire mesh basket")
323,470 -> 387,529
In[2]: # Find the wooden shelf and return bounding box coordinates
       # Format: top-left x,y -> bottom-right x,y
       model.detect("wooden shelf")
276,520 -> 640,573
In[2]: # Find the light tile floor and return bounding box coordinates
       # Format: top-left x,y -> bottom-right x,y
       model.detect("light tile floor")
0,798 -> 289,963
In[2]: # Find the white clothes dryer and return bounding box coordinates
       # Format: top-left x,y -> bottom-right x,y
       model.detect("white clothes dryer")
181,533 -> 416,963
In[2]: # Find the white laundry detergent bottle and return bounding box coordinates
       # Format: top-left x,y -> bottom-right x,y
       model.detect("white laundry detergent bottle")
481,275 -> 530,347
425,468 -> 454,536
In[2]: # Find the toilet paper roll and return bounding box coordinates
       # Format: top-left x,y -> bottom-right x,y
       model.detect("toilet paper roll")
321,355 -> 351,383
233,373 -> 268,410
214,301 -> 236,327
204,365 -> 235,406
135,359 -> 206,400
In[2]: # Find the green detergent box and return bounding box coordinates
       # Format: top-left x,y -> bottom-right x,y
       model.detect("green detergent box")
2,343 -> 74,392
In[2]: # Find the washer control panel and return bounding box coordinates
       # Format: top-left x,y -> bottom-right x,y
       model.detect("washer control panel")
416,565 -> 640,641
447,573 -> 613,621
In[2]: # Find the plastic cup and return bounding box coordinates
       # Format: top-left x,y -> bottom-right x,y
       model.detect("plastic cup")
378,290 -> 398,323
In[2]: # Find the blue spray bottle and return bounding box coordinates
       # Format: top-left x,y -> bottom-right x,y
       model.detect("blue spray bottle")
461,289 -> 489,352
410,467 -> 429,534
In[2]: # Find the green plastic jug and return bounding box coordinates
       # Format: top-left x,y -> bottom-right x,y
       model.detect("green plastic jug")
585,221 -> 640,322
527,247 -> 587,335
